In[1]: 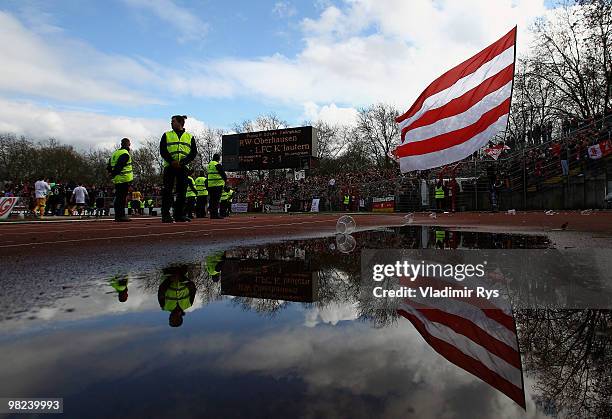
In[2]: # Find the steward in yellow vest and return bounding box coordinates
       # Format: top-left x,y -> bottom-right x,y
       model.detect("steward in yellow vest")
159,115 -> 197,223
435,180 -> 446,212
220,186 -> 234,217
158,265 -> 197,328
107,138 -> 133,222
194,170 -> 209,218
206,153 -> 228,219
184,173 -> 198,219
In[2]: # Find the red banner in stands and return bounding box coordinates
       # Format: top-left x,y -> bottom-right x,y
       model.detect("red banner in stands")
372,196 -> 395,213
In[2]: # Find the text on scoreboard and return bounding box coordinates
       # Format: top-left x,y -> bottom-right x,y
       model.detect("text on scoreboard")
222,126 -> 317,170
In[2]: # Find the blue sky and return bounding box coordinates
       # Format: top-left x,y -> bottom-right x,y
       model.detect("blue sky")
0,0 -> 551,149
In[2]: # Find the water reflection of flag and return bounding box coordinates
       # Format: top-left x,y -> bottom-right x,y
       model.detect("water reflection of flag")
395,27 -> 516,172
397,276 -> 526,409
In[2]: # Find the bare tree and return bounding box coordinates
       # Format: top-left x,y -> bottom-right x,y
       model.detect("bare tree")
530,1 -> 612,119
192,126 -> 224,170
356,103 -> 400,168
231,113 -> 289,133
518,308 -> 612,417
131,137 -> 164,182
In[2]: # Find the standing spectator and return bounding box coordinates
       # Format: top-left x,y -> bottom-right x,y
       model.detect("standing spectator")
561,144 -> 570,176
95,187 -> 106,217
562,118 -> 570,135
560,143 -> 569,176
64,181 -> 75,215
545,121 -> 553,142
47,182 -> 61,216
72,183 -> 89,215
449,177 -> 458,212
491,176 -> 503,212
33,177 -> 51,218
533,123 -> 542,145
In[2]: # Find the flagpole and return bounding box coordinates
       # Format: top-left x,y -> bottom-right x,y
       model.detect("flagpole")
502,26 -> 518,145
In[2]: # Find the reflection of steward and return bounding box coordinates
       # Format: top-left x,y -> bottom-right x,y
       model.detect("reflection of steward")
158,265 -> 197,328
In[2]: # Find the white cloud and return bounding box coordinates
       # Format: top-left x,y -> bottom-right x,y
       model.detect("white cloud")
0,98 -> 167,149
0,11 -> 162,105
0,1 -> 553,148
123,0 -> 209,43
189,0 -> 547,111
273,1 -> 297,18
304,301 -> 360,327
217,322 -> 543,417
302,102 -> 358,126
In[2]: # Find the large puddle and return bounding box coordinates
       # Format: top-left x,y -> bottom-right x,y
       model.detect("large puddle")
1,227 -> 609,418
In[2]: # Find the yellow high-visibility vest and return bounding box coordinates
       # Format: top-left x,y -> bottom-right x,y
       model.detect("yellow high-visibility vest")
186,176 -> 197,198
109,149 -> 133,184
163,280 -> 192,312
163,130 -> 192,167
207,161 -> 225,187
194,176 -> 208,196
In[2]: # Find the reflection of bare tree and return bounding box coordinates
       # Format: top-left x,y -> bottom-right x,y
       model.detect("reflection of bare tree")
132,231 -> 549,326
230,297 -> 289,316
517,309 -> 612,417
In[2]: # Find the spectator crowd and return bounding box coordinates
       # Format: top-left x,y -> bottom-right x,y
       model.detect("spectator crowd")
3,114 -> 611,215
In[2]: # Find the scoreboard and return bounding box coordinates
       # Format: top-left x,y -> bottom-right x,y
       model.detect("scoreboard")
222,126 -> 317,171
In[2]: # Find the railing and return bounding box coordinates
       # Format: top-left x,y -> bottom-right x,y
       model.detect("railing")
6,196 -> 164,217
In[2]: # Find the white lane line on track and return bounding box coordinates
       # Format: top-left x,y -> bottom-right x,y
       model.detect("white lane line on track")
0,220 -> 335,248
0,216 -> 340,236
0,215 -> 337,234
0,215 -> 303,226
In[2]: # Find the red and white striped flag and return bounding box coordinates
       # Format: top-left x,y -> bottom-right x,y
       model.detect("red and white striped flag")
395,28 -> 517,172
397,275 -> 526,409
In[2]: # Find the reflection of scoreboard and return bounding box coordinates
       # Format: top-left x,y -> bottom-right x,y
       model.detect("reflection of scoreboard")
221,259 -> 318,302
222,126 -> 317,171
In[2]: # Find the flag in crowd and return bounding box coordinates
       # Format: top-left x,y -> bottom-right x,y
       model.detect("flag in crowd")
484,144 -> 511,161
395,27 -> 517,172
587,139 -> 612,160
397,275 -> 526,409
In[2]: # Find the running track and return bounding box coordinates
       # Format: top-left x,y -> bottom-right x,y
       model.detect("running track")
0,213 -> 405,255
2,211 -> 611,257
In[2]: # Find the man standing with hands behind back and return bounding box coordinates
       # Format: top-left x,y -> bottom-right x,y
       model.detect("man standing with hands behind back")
160,115 -> 197,223
206,153 -> 227,219
108,137 -> 133,222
